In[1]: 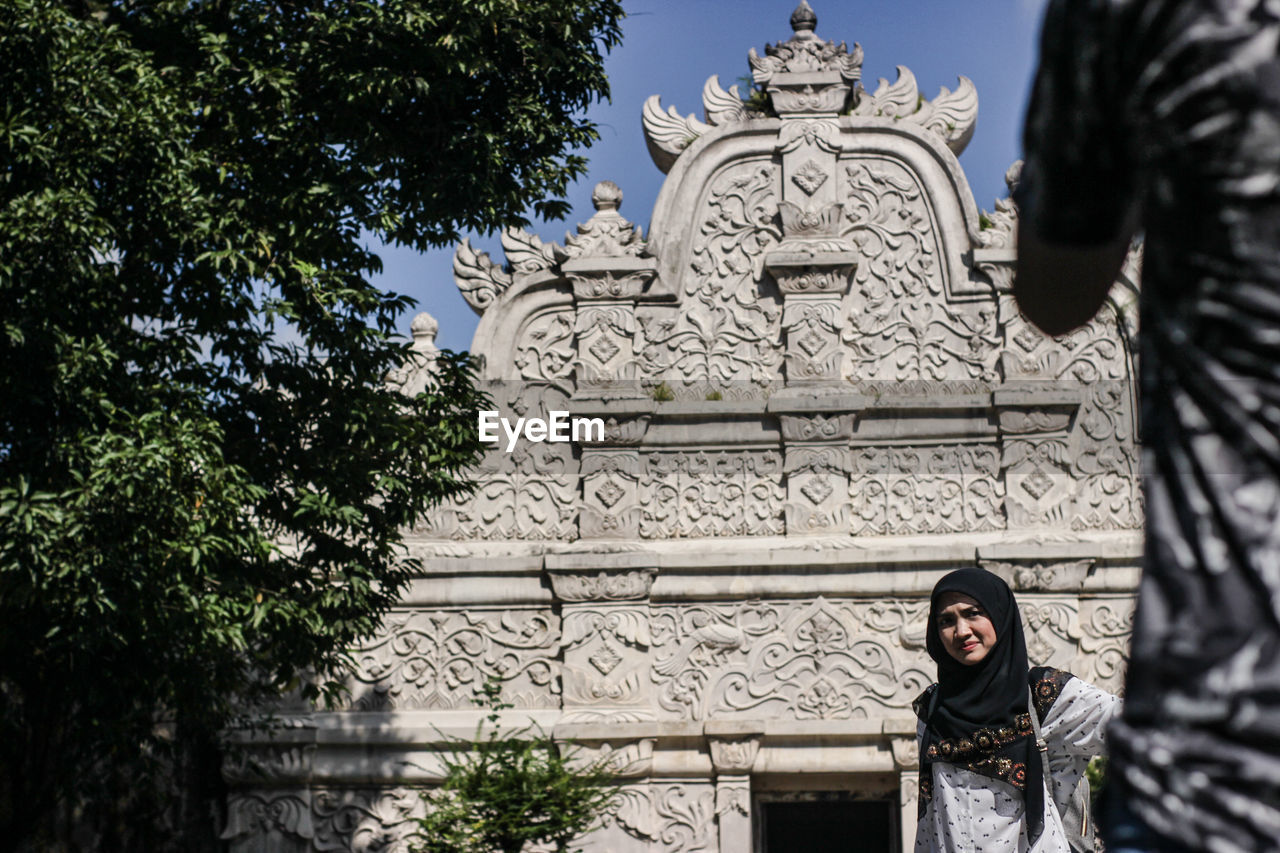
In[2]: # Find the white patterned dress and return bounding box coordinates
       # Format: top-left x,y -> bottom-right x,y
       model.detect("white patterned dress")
914,677 -> 1119,853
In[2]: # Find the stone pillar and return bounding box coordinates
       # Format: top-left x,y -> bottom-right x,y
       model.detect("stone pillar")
753,3 -> 860,389
891,736 -> 920,853
992,386 -> 1083,530
580,449 -> 643,540
577,410 -> 651,540
546,553 -> 657,725
706,722 -> 763,853
561,180 -> 659,396
778,411 -> 855,535
770,253 -> 859,384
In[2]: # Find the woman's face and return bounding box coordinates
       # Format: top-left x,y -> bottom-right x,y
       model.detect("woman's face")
935,591 -> 997,665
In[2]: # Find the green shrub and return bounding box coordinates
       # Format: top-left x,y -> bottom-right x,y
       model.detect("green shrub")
414,682 -> 617,853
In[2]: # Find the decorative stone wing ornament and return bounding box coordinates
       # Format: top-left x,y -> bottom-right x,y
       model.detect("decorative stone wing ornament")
702,75 -> 748,125
500,226 -> 565,274
914,77 -> 979,153
863,65 -> 921,118
453,225 -> 566,317
854,65 -> 979,155
641,95 -> 711,174
452,238 -> 511,315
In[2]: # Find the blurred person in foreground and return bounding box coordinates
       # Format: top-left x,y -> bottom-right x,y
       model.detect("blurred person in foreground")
1014,1 -> 1280,851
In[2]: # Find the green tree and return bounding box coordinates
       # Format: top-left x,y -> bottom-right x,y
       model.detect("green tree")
0,0 -> 623,848
415,682 -> 618,853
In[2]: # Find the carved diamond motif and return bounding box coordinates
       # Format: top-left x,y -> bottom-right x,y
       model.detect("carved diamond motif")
589,642 -> 623,675
792,160 -> 828,195
797,329 -> 826,358
1022,467 -> 1054,500
1013,327 -> 1041,352
589,334 -> 621,365
595,478 -> 625,509
800,476 -> 833,505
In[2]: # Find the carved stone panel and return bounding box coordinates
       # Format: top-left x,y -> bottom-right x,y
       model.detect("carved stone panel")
581,451 -> 642,540
560,601 -> 656,724
999,291 -> 1141,533
781,292 -> 849,382
223,792 -> 313,853
1002,438 -> 1075,529
851,444 -> 1004,535
547,568 -> 657,603
636,162 -> 783,396
1017,598 -> 1083,670
650,598 -> 932,721
707,732 -> 763,774
576,304 -> 640,383
1077,596 -> 1135,695
344,608 -> 560,711
639,450 -> 785,538
1071,382 -> 1142,531
593,784 -> 659,850
653,782 -> 719,853
840,158 -> 999,385
784,445 -> 852,535
419,383 -> 579,541
311,788 -> 425,853
515,309 -> 577,382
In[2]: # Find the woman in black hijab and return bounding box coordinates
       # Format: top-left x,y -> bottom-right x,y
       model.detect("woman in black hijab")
913,568 -> 1118,853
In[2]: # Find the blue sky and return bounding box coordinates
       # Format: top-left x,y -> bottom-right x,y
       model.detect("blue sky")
377,0 -> 1051,353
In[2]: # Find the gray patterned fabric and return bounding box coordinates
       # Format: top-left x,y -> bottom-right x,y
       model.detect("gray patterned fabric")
1017,1 -> 1280,850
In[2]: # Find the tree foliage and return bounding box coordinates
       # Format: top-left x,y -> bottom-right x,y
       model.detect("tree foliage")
0,0 -> 623,847
415,682 -> 617,853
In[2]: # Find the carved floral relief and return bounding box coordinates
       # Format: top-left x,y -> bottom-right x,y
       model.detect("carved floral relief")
418,383 -> 579,541
310,789 -> 425,853
343,609 -> 560,711
223,792 -> 313,852
850,444 -> 1004,535
639,450 -> 785,538
637,163 -> 783,396
591,784 -> 659,849
650,598 -> 932,721
1018,599 -> 1083,670
514,310 -> 576,383
653,783 -> 718,853
1077,597 -> 1135,695
841,158 -> 999,385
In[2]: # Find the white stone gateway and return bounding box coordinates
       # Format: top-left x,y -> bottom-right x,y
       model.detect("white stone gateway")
224,5 -> 1142,852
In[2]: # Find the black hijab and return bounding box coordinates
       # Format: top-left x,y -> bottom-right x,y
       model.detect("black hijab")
921,568 -> 1046,843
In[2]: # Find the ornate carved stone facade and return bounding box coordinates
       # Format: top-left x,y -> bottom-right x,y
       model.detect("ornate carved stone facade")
227,5 -> 1140,851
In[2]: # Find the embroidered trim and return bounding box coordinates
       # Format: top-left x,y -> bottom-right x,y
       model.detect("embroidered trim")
915,667 -> 1075,814
970,755 -> 1029,791
1031,666 -> 1072,720
922,713 -> 1033,763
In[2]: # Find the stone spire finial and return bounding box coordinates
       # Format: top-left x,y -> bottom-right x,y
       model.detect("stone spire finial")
790,1 -> 817,35
591,180 -> 623,213
564,181 -> 644,257
749,3 -> 861,88
410,310 -> 439,352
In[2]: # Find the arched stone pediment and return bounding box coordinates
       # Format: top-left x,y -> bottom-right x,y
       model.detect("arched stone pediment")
228,9 -> 1142,853
427,1 -> 1141,543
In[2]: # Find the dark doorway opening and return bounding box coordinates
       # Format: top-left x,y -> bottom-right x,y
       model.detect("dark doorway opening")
758,797 -> 895,853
